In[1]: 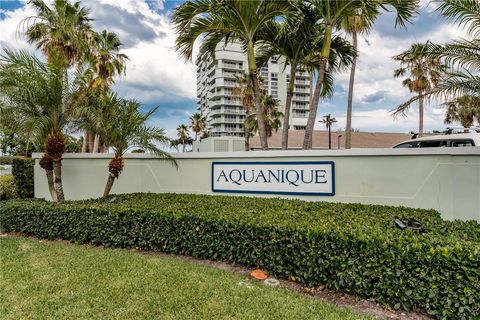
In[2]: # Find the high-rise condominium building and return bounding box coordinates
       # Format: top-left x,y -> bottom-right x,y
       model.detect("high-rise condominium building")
196,42 -> 311,137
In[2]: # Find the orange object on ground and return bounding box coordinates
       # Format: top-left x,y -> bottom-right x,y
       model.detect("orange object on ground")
250,269 -> 268,280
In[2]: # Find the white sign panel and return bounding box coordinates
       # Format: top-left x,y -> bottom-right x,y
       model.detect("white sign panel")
211,161 -> 335,196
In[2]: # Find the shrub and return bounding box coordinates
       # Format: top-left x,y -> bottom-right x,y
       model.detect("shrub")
1,193 -> 479,319
11,158 -> 34,198
0,156 -> 23,165
0,174 -> 17,200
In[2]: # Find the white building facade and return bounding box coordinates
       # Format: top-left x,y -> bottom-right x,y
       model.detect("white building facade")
196,42 -> 311,137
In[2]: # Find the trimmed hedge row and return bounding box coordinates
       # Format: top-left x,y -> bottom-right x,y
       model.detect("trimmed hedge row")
11,158 -> 34,198
0,174 -> 17,200
1,193 -> 479,319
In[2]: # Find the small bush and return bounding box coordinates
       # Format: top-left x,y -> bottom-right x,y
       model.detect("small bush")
0,174 -> 17,200
0,156 -> 23,165
11,158 -> 34,198
1,194 -> 479,319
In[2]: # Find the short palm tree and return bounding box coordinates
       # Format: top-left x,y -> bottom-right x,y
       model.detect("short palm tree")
393,43 -> 447,136
0,49 -> 86,201
246,95 -> 283,138
173,0 -> 298,150
319,114 -> 337,150
22,0 -> 94,66
190,112 -> 206,141
98,99 -> 174,197
444,95 -> 480,130
302,0 -> 417,149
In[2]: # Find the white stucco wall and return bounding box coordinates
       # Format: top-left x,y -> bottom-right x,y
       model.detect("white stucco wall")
33,148 -> 480,222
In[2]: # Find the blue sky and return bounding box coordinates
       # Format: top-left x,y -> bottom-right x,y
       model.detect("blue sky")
0,0 -> 469,138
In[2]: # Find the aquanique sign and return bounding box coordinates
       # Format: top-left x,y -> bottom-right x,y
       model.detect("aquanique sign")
211,161 -> 335,196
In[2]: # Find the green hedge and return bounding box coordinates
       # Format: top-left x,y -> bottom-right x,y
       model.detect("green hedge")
1,194 -> 479,319
0,156 -> 23,165
0,174 -> 17,200
11,158 -> 34,198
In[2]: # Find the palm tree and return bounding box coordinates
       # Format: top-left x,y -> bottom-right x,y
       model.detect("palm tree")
392,0 -> 479,106
444,95 -> 480,130
176,124 -> 193,152
246,95 -> 283,138
173,0 -> 298,150
256,12 -> 314,150
319,114 -> 337,150
393,43 -> 447,136
97,99 -> 174,197
232,73 -> 257,151
342,1 -> 418,149
0,49 -> 86,201
190,112 -> 206,141
22,0 -> 94,67
90,30 -> 128,89
302,0 -> 417,149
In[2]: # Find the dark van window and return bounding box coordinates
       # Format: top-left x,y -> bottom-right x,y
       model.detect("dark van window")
394,141 -> 418,148
418,140 -> 445,148
451,140 -> 475,147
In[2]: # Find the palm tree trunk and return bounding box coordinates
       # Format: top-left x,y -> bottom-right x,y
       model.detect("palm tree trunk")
247,41 -> 268,150
82,131 -> 88,152
345,31 -> 358,149
418,92 -> 424,137
328,124 -> 332,149
244,112 -> 250,151
93,134 -> 100,153
88,132 -> 94,153
45,169 -> 57,201
303,59 -> 327,149
182,143 -> 186,152
303,25 -> 332,150
282,65 -> 296,150
52,159 -> 65,202
103,173 -> 116,197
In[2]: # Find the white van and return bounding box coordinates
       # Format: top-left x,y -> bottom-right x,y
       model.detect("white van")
393,133 -> 480,148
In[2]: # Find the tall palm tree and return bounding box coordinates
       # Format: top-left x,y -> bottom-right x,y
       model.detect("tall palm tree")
257,11 -> 315,150
22,0 -> 94,67
0,49 -> 86,201
393,44 -> 447,136
444,95 -> 480,130
391,0 -> 479,106
246,95 -> 283,138
173,0 -> 298,150
97,99 -> 174,197
90,30 -> 128,89
319,114 -> 337,150
302,0 -> 417,149
342,1 -> 417,149
190,112 -> 206,141
176,124 -> 193,152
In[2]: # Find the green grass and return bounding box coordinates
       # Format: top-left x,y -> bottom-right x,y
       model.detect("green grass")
0,236 -> 374,320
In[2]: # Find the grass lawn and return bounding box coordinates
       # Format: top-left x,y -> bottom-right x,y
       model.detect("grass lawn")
0,235 -> 374,320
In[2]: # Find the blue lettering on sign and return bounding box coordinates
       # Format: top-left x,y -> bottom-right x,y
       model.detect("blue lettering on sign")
211,161 -> 335,196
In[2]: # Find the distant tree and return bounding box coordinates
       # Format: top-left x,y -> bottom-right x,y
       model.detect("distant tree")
444,95 -> 480,130
393,43 -> 447,137
176,124 -> 193,152
190,112 -> 206,141
246,95 -> 283,138
319,114 -> 337,150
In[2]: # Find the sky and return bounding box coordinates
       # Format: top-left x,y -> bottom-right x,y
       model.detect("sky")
0,0 -> 471,138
